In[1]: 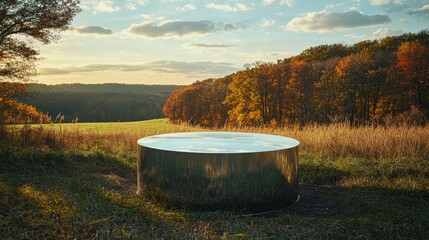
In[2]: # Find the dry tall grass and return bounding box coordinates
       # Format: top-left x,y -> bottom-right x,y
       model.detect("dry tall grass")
5,122 -> 428,159
231,123 -> 429,159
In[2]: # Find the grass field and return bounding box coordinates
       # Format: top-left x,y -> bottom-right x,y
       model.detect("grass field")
1,119 -> 428,239
11,118 -> 185,133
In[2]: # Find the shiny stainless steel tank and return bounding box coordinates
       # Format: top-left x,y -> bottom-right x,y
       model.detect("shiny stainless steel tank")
137,132 -> 299,212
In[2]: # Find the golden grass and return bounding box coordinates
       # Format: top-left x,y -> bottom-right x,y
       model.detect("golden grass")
7,120 -> 429,159
223,123 -> 429,159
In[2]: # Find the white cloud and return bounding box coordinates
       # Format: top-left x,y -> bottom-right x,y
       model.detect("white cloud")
186,43 -> 234,48
369,0 -> 404,5
39,60 -> 239,77
369,0 -> 390,5
70,26 -> 114,35
406,4 -> 429,16
128,20 -> 216,37
285,10 -> 391,32
94,0 -> 120,13
261,0 -> 275,6
177,4 -> 196,11
238,51 -> 293,63
280,0 -> 294,7
371,28 -> 403,38
260,18 -> 276,27
126,20 -> 245,38
206,3 -> 254,12
325,3 -> 345,9
344,33 -> 366,39
344,28 -> 403,40
126,1 -> 137,10
400,18 -> 411,23
124,0 -> 147,10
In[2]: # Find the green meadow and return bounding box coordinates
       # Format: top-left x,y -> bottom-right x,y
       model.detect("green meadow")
1,119 -> 428,239
21,118 -> 184,133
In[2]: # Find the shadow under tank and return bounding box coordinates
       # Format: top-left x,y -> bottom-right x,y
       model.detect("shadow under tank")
137,132 -> 299,212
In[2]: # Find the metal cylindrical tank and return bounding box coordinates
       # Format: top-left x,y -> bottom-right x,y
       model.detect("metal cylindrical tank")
137,132 -> 299,212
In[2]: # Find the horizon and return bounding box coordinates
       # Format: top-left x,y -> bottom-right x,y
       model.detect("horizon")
35,0 -> 429,85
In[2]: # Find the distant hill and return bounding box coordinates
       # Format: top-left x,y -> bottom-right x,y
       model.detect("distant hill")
20,83 -> 183,122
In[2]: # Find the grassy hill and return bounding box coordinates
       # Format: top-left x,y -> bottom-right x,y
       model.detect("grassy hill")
1,119 -> 428,239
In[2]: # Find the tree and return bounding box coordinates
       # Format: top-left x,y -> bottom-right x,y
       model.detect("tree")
224,68 -> 263,126
335,52 -> 379,123
289,60 -> 316,124
0,0 -> 81,123
313,57 -> 341,123
397,41 -> 429,112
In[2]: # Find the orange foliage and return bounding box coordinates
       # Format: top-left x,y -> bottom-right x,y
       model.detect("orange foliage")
163,31 -> 429,127
1,99 -> 51,123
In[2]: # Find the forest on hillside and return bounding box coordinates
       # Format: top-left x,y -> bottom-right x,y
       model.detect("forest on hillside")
13,84 -> 182,123
163,31 -> 429,127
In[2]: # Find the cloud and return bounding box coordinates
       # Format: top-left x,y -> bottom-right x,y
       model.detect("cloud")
371,28 -> 403,38
280,0 -> 295,7
238,51 -> 293,63
39,61 -> 239,77
400,18 -> 411,23
146,60 -> 238,75
344,28 -> 403,39
70,26 -> 114,35
369,0 -> 404,6
125,1 -> 137,10
261,0 -> 275,5
343,33 -> 366,39
94,0 -> 120,13
260,0 -> 294,6
223,23 -> 247,31
177,4 -> 196,11
39,68 -> 71,75
369,0 -> 391,5
126,20 -> 245,38
406,4 -> 429,16
186,43 -> 234,48
260,18 -> 276,27
285,10 -> 391,32
206,3 -> 254,12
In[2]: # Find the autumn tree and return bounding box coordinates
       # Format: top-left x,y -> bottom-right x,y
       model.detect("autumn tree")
268,60 -> 290,125
335,52 -> 374,123
397,41 -> 429,113
224,69 -> 263,126
0,0 -> 81,123
365,50 -> 393,120
164,31 -> 429,127
296,44 -> 350,62
288,60 -> 316,124
313,57 -> 341,123
205,76 -> 231,127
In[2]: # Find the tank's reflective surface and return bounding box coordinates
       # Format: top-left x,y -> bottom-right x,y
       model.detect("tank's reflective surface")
137,132 -> 299,212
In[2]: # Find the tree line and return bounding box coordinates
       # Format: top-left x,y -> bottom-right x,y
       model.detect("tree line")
13,84 -> 182,123
163,31 -> 429,127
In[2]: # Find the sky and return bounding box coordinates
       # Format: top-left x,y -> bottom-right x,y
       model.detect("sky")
35,0 -> 429,85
